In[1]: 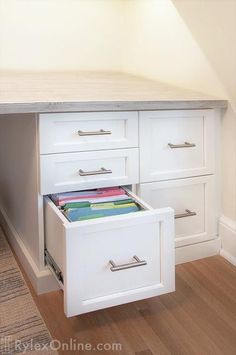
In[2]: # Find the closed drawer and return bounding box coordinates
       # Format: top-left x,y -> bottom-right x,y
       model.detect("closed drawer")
39,112 -> 138,154
138,176 -> 217,247
40,148 -> 139,195
140,109 -> 215,182
44,189 -> 175,317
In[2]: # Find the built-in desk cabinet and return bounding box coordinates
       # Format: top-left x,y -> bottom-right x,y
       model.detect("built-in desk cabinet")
38,108 -> 219,316
0,71 -> 225,318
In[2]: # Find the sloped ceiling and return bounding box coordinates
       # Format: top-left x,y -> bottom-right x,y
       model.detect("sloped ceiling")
122,0 -> 227,98
172,0 -> 236,105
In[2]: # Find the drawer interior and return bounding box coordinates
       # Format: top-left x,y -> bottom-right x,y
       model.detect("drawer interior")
48,186 -> 151,224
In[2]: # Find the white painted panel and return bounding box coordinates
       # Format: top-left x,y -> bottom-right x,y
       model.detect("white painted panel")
140,109 -> 215,181
0,114 -> 44,268
175,238 -> 221,265
74,220 -> 161,300
40,148 -> 139,194
138,176 -> 217,247
44,189 -> 175,316
39,112 -> 138,154
219,216 -> 236,266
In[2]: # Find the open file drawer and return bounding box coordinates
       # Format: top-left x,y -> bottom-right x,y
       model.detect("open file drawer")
44,188 -> 175,317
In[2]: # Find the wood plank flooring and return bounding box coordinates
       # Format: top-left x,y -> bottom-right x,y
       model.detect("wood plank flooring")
24,256 -> 236,354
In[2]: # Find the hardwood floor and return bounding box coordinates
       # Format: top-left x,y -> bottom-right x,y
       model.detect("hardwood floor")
25,256 -> 236,355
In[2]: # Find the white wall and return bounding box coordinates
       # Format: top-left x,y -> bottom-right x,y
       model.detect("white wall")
0,0 -> 124,71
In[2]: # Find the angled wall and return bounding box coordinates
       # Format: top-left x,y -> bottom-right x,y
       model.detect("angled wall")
122,0 -> 226,98
172,0 -> 236,107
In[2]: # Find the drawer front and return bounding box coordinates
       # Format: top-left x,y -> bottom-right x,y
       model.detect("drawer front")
140,109 -> 215,182
40,148 -> 139,194
138,176 -> 217,247
39,112 -> 138,154
44,191 -> 175,317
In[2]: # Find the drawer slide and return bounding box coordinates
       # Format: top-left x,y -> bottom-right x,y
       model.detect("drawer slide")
45,249 -> 64,285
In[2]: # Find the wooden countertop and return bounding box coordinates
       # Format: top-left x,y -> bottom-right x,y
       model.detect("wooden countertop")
0,71 -> 227,114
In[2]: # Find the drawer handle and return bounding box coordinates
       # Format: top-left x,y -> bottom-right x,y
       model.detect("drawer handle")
168,142 -> 196,149
109,255 -> 147,272
175,209 -> 197,219
79,167 -> 112,176
78,129 -> 111,136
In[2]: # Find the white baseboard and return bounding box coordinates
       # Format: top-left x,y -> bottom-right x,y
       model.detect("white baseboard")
219,215 -> 236,266
175,238 -> 221,265
0,206 -> 59,294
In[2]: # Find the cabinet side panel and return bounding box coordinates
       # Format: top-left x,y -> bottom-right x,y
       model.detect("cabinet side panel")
0,114 -> 42,267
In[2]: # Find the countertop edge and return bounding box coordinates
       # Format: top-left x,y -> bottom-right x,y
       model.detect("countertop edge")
0,99 -> 228,115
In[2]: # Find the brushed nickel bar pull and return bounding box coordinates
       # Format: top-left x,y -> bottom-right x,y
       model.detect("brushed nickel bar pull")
168,142 -> 196,149
78,129 -> 111,136
109,255 -> 147,272
175,209 -> 197,219
79,167 -> 112,176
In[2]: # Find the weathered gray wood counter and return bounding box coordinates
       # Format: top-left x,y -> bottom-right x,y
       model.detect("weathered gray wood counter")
0,71 -> 227,114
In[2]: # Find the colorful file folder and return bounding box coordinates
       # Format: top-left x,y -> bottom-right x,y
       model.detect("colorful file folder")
51,187 -> 126,206
51,187 -> 141,222
65,204 -> 140,222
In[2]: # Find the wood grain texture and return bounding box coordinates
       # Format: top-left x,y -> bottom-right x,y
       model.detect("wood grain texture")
21,255 -> 236,355
0,71 -> 227,114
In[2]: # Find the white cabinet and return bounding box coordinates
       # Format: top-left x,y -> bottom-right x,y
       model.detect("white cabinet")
39,112 -> 138,154
138,108 -> 219,251
39,108 -> 219,316
138,176 -> 217,247
44,189 -> 175,317
139,109 -> 215,182
40,148 -> 139,194
40,110 -> 176,317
